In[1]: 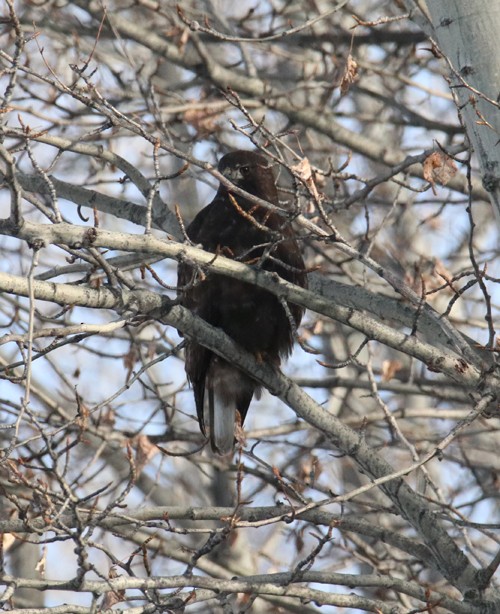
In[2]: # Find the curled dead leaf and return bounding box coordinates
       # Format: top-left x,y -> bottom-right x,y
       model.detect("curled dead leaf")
101,567 -> 126,608
340,54 -> 359,95
134,434 -> 159,473
124,345 -> 138,383
184,106 -> 220,135
35,546 -> 47,576
101,590 -> 125,609
291,157 -> 322,207
381,360 -> 404,382
299,454 -> 322,488
423,151 -> 458,195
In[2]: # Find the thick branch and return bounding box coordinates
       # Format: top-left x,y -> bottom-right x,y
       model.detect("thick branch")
424,1 -> 500,226
0,219 -> 488,384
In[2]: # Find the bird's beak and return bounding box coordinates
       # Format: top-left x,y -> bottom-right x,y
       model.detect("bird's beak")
221,166 -> 239,184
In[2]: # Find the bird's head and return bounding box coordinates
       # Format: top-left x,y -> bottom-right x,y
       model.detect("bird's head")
217,150 -> 279,205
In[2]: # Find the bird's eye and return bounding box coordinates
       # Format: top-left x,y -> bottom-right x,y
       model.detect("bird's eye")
240,165 -> 250,176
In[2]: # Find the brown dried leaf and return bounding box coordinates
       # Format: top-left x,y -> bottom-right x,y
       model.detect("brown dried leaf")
35,546 -> 47,575
135,434 -> 159,473
101,406 -> 116,426
291,157 -> 321,205
299,454 -> 322,487
178,27 -> 190,52
422,151 -> 458,195
381,360 -> 404,382
340,54 -> 359,95
123,346 -> 137,382
101,567 -> 126,609
146,340 -> 157,361
76,394 -> 89,430
101,590 -> 125,609
184,107 -> 220,135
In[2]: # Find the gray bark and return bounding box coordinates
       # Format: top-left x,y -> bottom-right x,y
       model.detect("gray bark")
424,1 -> 500,225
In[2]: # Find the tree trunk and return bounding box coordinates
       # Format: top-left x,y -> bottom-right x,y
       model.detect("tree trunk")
425,0 -> 500,225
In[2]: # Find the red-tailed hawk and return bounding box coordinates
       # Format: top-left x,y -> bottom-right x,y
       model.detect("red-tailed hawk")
178,150 -> 306,454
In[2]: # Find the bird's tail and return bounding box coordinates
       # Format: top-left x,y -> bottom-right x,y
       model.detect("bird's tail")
208,387 -> 237,455
207,360 -> 255,455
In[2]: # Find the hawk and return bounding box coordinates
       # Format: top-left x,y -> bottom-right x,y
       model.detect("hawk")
178,150 -> 306,454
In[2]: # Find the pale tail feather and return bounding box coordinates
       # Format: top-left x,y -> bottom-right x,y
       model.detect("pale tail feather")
206,360 -> 255,455
208,387 -> 236,455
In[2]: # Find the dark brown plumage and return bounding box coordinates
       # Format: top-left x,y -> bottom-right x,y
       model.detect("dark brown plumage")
178,150 -> 306,454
